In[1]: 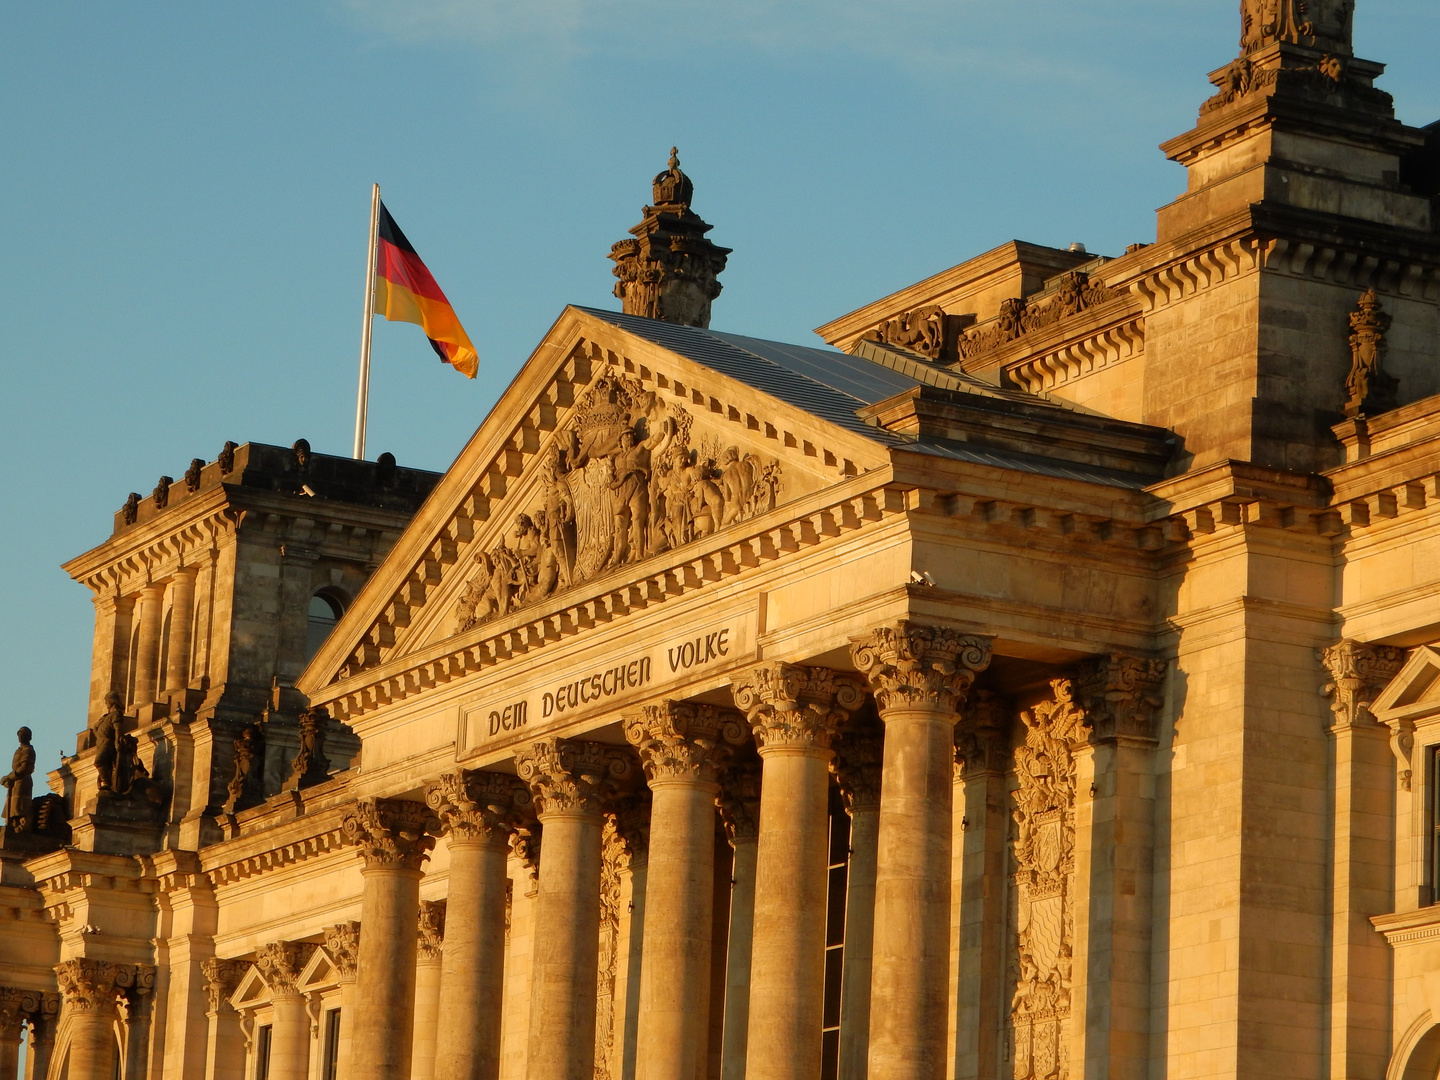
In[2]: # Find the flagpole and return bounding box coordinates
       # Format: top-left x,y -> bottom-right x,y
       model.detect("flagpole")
353,183 -> 380,460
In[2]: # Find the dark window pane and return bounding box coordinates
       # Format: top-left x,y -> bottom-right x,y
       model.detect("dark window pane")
821,1027 -> 840,1080
822,947 -> 845,1027
826,865 -> 848,946
257,1025 -> 273,1080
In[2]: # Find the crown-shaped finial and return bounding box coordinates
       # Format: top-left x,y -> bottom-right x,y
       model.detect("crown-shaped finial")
652,147 -> 693,209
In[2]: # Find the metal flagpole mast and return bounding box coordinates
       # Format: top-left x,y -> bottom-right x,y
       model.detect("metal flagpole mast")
353,183 -> 381,460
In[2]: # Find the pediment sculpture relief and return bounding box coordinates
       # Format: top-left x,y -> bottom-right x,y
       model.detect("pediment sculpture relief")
456,373 -> 782,633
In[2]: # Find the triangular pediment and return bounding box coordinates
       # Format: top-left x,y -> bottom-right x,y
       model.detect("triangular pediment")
299,306 -> 896,699
1372,645 -> 1440,723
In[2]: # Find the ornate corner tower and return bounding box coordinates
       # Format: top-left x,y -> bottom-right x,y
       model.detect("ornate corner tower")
609,149 -> 731,328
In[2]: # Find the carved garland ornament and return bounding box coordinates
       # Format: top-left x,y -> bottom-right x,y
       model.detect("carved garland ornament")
340,798 -> 438,871
1009,678 -> 1087,1080
622,701 -> 747,786
456,373 -> 782,634
730,663 -> 865,752
851,621 -> 992,715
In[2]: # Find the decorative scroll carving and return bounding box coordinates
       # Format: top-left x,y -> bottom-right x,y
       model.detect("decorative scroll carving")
953,690 -> 1012,780
862,306 -> 967,361
622,701 -> 747,786
323,922 -> 361,982
832,721 -> 884,814
595,816 -> 627,1080
515,738 -> 634,818
224,720 -> 266,813
418,900 -> 446,963
1074,653 -> 1167,743
1009,679 -> 1087,1080
340,798 -> 438,871
1240,0 -> 1353,56
425,770 -> 531,844
456,372 -> 781,634
852,622 -> 992,716
955,273 -> 1122,361
730,663 -> 865,752
255,941 -> 315,996
55,958 -> 130,1012
717,759 -> 763,845
284,706 -> 332,792
201,958 -> 250,1014
1344,289 -> 1398,417
610,148 -> 731,329
3,727 -> 35,832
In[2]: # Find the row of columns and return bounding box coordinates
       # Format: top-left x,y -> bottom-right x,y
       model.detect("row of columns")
49,959 -> 153,1080
327,619 -> 992,1080
0,987 -> 58,1080
125,567 -> 198,707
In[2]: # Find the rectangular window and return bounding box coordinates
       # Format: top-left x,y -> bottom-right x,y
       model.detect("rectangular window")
257,1024 -> 273,1080
820,787 -> 851,1080
322,1009 -> 342,1080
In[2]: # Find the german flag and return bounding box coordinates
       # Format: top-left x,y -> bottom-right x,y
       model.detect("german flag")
374,203 -> 478,378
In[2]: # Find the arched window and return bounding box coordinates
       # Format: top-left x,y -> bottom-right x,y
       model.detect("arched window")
306,590 -> 345,660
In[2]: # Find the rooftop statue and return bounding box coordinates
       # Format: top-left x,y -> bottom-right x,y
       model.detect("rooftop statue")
2,727 -> 35,831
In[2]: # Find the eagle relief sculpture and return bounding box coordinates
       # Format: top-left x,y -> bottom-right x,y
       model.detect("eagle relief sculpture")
456,373 -> 782,633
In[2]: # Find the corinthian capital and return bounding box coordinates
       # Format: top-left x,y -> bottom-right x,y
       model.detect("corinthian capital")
1074,652 -> 1168,743
201,957 -> 251,1014
851,621 -> 991,716
623,701 -> 748,785
953,690 -> 1011,779
54,958 -> 130,1013
717,759 -> 762,844
514,737 -> 634,818
425,770 -> 531,844
1321,640 -> 1407,730
0,989 -> 26,1038
254,941 -> 316,997
322,922 -> 360,982
832,722 -> 884,813
340,798 -> 439,871
730,663 -> 864,752
418,899 -> 446,963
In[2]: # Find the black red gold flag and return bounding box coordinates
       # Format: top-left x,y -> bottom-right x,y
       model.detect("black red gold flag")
373,203 -> 478,378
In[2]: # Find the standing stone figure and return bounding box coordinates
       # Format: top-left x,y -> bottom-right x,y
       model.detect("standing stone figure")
285,707 -> 332,791
2,727 -> 36,830
225,720 -> 267,813
92,694 -> 123,792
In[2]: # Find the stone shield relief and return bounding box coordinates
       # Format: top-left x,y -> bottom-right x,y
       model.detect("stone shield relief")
456,373 -> 782,634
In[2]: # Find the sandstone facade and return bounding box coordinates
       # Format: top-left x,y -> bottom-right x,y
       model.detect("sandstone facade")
4,5 -> 1440,1079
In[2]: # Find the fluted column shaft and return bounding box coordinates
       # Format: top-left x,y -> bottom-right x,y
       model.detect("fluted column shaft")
718,763 -> 761,1080
624,702 -> 744,1080
731,664 -> 863,1080
852,623 -> 992,1080
164,568 -> 197,692
134,582 -> 166,704
341,799 -> 438,1080
255,942 -> 315,1080
517,737 -> 632,1080
55,959 -> 128,1080
425,771 -> 531,1080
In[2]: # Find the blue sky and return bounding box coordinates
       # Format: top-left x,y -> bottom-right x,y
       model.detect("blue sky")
2,1 -> 1436,775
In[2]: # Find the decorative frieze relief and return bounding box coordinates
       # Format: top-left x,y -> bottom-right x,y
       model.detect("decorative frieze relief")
425,770 -> 531,844
622,701 -> 747,786
201,958 -> 251,1014
862,306 -> 969,361
1009,678 -> 1087,1080
340,798 -> 438,872
515,738 -> 634,818
455,372 -> 781,635
730,663 -> 865,752
851,622 -> 992,715
956,272 -> 1123,361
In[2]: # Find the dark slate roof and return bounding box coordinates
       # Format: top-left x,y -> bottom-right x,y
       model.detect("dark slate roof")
577,307 -> 1149,490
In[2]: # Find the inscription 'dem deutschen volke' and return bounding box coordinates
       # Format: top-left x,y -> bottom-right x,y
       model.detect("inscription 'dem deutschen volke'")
482,625 -> 735,738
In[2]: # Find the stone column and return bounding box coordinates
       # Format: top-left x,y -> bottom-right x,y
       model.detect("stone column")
515,737 -> 632,1080
730,664 -> 863,1080
322,923 -> 360,1080
851,622 -> 992,1080
948,693 -> 1010,1080
120,966 -> 156,1080
425,771 -> 531,1080
55,958 -> 128,1080
340,798 -> 439,1080
20,992 -> 59,1080
133,582 -> 166,704
201,959 -> 250,1080
0,989 -> 24,1080
831,722 -> 884,1080
164,567 -> 197,693
611,794 -> 652,1080
716,761 -> 761,1080
623,702 -> 745,1080
412,900 -> 447,1080
255,942 -> 316,1080
1071,654 -> 1167,1080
